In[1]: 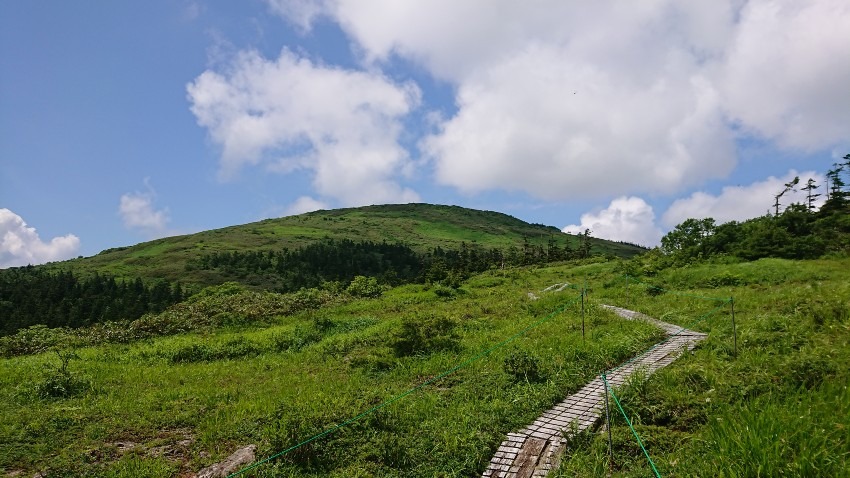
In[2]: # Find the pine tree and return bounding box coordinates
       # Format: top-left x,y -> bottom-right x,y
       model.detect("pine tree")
801,178 -> 821,211
578,229 -> 592,259
824,163 -> 847,210
773,176 -> 799,216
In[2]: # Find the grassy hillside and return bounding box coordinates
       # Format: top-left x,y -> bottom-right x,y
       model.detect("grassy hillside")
2,255 -> 847,477
45,204 -> 644,285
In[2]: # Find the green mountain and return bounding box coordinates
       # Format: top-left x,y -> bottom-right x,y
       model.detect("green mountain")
47,203 -> 645,285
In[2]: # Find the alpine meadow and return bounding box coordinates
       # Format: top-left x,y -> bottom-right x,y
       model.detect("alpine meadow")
1,200 -> 849,477
5,2 -> 850,477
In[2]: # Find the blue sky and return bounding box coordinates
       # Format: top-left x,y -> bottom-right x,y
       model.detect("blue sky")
1,0 -> 849,267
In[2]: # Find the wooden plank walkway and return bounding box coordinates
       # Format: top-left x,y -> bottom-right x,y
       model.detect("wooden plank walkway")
482,305 -> 707,478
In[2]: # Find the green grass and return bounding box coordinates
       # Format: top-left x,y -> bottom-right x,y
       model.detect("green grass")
553,256 -> 850,477
0,262 -> 661,477
4,257 -> 847,477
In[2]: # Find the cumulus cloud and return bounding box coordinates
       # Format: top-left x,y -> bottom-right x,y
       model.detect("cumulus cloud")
119,182 -> 171,237
284,196 -> 330,216
266,0 -> 331,31
662,170 -> 825,227
270,0 -> 850,200
563,197 -> 663,247
187,48 -> 421,206
0,209 -> 80,268
423,46 -> 734,198
720,0 -> 850,149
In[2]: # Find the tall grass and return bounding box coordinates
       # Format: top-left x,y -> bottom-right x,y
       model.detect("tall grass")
3,257 -> 847,476
0,264 -> 660,477
553,256 -> 850,476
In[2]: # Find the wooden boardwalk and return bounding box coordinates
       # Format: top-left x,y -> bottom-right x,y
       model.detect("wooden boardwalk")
482,305 -> 707,478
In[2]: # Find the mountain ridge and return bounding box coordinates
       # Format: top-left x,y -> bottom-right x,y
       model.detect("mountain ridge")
42,203 -> 645,284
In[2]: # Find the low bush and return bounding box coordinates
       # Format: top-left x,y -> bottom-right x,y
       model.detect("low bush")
346,276 -> 383,298
168,343 -> 213,363
167,336 -> 262,363
0,324 -> 70,357
392,314 -> 460,357
0,287 -> 345,358
706,272 -> 743,288
34,350 -> 90,399
645,284 -> 666,296
432,284 -> 458,298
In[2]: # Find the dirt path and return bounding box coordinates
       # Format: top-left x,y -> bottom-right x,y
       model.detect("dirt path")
481,305 -> 707,478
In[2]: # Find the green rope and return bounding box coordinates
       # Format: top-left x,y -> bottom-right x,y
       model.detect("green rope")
623,274 -> 729,302
601,373 -> 662,478
227,294 -> 583,477
593,282 -> 733,476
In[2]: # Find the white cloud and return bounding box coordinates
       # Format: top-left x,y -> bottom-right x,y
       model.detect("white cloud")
422,46 -> 734,199
662,170 -> 825,227
187,48 -> 421,206
0,209 -> 80,268
283,196 -> 330,216
720,0 -> 850,149
119,182 -> 171,237
272,0 -> 850,200
563,197 -> 663,247
266,0 -> 331,31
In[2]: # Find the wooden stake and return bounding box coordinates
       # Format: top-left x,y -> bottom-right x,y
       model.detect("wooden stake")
581,286 -> 586,343
603,373 -> 614,469
731,297 -> 738,358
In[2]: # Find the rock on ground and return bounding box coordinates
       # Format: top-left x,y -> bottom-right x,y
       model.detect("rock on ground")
193,445 -> 256,478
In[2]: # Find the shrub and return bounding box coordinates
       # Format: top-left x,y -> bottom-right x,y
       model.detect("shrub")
168,343 -> 213,363
645,284 -> 666,296
219,337 -> 262,359
0,324 -> 69,357
432,284 -> 458,298
272,322 -> 327,353
168,336 -> 261,363
392,314 -> 460,357
34,350 -> 90,399
442,270 -> 465,289
346,276 -> 383,298
706,272 -> 743,288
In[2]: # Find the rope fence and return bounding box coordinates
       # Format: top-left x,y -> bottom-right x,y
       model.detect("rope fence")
228,293 -> 585,477
228,273 -> 737,477
594,274 -> 736,476
601,372 -> 662,478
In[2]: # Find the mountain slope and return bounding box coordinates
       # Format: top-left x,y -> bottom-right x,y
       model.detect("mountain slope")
46,204 -> 645,285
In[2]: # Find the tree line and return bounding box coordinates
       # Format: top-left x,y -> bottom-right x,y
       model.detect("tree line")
0,236 -> 592,335
0,268 -> 184,335
187,237 -> 591,292
661,154 -> 850,262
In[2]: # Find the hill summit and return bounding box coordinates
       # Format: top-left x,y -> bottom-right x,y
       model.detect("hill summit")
52,203 -> 645,285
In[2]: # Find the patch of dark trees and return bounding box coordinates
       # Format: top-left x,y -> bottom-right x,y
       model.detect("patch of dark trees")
0,268 -> 184,335
186,237 -> 590,293
0,236 -> 590,336
661,156 -> 850,262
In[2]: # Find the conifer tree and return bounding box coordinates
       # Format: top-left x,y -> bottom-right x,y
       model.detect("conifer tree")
825,163 -> 847,208
773,176 -> 799,216
801,178 -> 821,211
